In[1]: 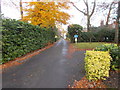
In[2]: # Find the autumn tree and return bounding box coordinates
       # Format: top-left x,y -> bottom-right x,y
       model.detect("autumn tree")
71,0 -> 96,32
22,1 -> 70,28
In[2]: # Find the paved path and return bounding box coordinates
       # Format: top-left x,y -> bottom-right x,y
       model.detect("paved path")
3,39 -> 85,88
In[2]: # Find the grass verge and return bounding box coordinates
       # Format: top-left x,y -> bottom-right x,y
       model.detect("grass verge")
73,42 -> 113,49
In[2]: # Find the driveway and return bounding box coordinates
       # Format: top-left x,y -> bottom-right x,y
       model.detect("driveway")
3,38 -> 85,88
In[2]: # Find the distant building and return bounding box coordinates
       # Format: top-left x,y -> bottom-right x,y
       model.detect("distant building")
99,20 -> 116,29
100,20 -> 104,27
82,28 -> 87,32
108,21 -> 116,29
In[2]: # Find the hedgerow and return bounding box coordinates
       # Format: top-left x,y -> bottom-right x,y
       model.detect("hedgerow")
67,25 -> 119,42
94,44 -> 120,70
2,19 -> 56,64
85,51 -> 112,81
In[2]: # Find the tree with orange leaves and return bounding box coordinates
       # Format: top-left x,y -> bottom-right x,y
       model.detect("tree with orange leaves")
22,1 -> 70,28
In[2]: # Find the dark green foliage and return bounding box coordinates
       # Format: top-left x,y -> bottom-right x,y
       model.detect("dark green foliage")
72,26 -> 118,42
80,32 -> 97,42
94,44 -> 120,70
2,19 -> 56,64
96,27 -> 115,42
67,25 -> 118,43
67,24 -> 83,43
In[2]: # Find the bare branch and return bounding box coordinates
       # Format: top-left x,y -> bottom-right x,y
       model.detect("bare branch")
70,0 -> 96,32
106,2 -> 114,25
83,0 -> 89,15
90,0 -> 96,17
70,2 -> 87,15
83,0 -> 88,7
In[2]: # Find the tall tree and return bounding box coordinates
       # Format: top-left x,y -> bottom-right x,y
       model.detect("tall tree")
118,1 -> 120,18
106,2 -> 114,26
22,1 -> 70,28
97,1 -> 117,26
0,0 -> 1,19
114,1 -> 120,45
97,1 -> 119,44
71,0 -> 96,32
20,0 -> 23,19
118,1 -> 120,45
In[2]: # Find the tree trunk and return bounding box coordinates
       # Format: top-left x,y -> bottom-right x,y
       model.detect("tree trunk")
114,1 -> 120,46
106,9 -> 111,26
87,16 -> 90,32
71,0 -> 96,32
114,19 -> 119,45
106,2 -> 114,26
20,0 -> 23,19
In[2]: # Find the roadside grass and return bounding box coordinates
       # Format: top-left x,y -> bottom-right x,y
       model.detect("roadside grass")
73,42 -> 112,49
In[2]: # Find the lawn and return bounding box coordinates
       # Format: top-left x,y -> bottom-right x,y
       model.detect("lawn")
73,42 -> 113,49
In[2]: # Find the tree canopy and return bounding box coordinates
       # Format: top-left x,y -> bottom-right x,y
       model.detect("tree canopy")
67,24 -> 83,42
22,2 -> 70,28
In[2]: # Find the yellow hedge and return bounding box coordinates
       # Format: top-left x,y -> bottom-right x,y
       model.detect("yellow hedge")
85,51 -> 112,81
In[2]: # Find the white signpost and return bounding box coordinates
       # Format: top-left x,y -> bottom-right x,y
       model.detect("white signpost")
74,35 -> 78,43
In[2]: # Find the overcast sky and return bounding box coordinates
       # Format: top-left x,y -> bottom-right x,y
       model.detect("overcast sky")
1,0 -> 118,30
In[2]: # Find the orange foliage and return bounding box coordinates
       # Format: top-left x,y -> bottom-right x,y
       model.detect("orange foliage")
22,1 -> 70,28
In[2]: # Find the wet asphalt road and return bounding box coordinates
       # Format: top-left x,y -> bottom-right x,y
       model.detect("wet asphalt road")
3,39 -> 85,88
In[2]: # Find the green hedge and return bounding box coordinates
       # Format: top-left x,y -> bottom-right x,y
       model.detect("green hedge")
67,25 -> 119,43
80,29 -> 116,42
85,51 -> 112,81
2,19 -> 56,64
94,44 -> 120,70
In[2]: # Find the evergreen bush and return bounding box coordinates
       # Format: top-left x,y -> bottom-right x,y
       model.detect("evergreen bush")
2,19 -> 56,64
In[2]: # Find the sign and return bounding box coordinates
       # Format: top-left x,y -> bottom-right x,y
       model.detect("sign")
55,35 -> 57,38
75,38 -> 77,43
75,38 -> 77,41
74,35 -> 78,38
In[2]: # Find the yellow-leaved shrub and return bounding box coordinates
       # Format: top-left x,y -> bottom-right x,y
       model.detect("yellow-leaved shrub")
85,51 -> 112,81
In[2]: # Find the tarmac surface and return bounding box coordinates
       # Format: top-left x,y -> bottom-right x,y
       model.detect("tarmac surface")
3,39 -> 85,88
